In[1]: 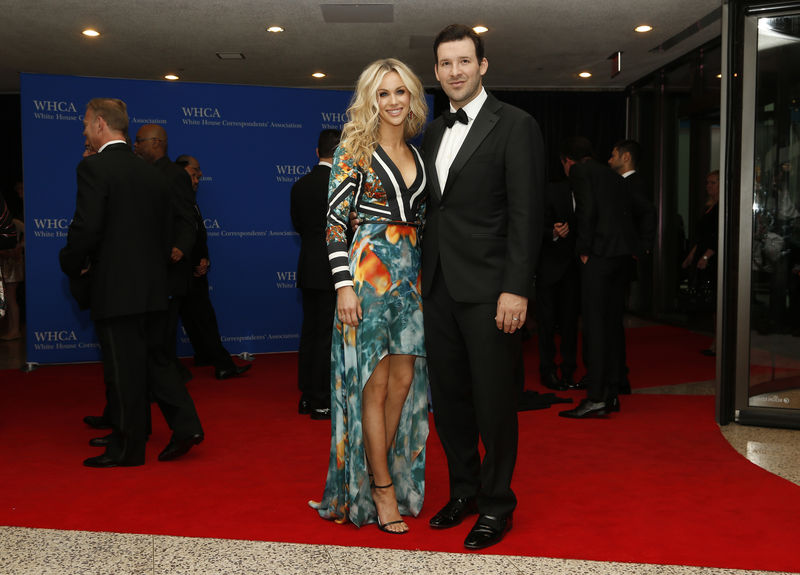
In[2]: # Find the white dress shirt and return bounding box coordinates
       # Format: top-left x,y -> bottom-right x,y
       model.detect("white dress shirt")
435,88 -> 488,193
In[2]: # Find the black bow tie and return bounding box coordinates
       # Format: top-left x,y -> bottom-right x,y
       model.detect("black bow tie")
443,108 -> 468,128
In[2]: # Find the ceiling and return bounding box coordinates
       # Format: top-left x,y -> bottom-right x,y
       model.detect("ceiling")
0,1 -> 722,94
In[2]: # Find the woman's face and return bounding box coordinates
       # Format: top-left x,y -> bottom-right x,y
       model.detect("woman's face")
706,173 -> 719,203
376,71 -> 410,128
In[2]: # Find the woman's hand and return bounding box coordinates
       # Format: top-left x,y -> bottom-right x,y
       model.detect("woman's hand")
337,286 -> 362,326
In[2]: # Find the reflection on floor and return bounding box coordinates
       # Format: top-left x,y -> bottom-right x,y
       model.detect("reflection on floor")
2,327 -> 799,574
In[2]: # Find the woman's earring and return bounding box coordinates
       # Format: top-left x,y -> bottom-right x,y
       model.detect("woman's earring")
408,110 -> 413,120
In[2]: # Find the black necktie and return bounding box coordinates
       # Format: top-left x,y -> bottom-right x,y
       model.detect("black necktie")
443,108 -> 468,128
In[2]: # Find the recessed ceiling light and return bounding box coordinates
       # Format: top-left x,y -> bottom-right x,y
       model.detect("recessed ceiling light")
473,26 -> 489,34
716,73 -> 722,79
578,72 -> 592,79
82,29 -> 100,37
635,25 -> 653,33
216,52 -> 246,60
164,74 -> 180,81
267,26 -> 284,33
312,72 -> 326,79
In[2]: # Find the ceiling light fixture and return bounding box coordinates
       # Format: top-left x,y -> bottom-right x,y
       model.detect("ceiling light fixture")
578,72 -> 592,79
635,25 -> 653,33
473,26 -> 489,34
164,74 -> 179,81
312,72 -> 326,79
267,26 -> 284,33
82,29 -> 100,37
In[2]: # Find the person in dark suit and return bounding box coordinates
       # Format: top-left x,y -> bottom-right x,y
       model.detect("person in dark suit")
608,139 -> 656,389
59,98 -> 204,467
421,24 -> 544,550
133,124 -> 197,382
290,129 -> 340,420
174,154 -> 252,380
559,137 -> 655,419
535,177 -> 580,391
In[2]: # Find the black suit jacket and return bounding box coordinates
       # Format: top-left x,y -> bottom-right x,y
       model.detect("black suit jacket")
537,180 -> 578,287
153,156 -> 197,297
572,159 -> 654,258
421,92 -> 544,302
624,170 -> 657,255
59,143 -> 171,320
290,163 -> 335,291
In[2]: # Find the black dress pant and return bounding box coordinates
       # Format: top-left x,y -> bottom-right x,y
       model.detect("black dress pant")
297,287 -> 336,407
95,310 -> 203,463
535,262 -> 579,379
580,255 -> 629,402
179,275 -> 235,370
424,265 -> 519,518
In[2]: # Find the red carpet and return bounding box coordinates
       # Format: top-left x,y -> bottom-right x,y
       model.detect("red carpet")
2,326 -> 798,572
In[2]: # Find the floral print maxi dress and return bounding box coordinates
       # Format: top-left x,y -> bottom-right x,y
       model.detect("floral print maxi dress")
310,143 -> 429,527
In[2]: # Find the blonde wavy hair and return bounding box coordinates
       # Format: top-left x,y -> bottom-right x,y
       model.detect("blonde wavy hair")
339,58 -> 428,168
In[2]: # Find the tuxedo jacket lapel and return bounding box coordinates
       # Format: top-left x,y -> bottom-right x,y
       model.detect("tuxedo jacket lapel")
443,97 -> 500,197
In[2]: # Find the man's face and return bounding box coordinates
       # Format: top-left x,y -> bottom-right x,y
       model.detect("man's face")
82,108 -> 100,151
434,37 -> 487,108
133,128 -> 161,163
706,173 -> 719,203
184,160 -> 202,192
608,147 -> 625,174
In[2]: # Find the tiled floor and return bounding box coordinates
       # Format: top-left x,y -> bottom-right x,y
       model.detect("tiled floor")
3,329 -> 800,574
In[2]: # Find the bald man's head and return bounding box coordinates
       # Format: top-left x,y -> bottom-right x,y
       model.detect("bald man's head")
133,124 -> 168,163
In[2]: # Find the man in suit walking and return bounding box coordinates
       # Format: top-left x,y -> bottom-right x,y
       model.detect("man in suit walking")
536,175 -> 581,391
133,124 -> 197,381
421,24 -> 544,550
60,98 -> 203,467
559,137 -> 655,419
175,154 -> 252,380
290,129 -> 340,420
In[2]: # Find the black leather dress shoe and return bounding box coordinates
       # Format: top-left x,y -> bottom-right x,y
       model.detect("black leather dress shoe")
607,396 -> 620,412
83,454 -> 143,468
566,375 -> 588,390
215,364 -> 251,380
464,514 -> 512,550
429,497 -> 478,529
89,433 -> 112,447
559,398 -> 611,418
158,433 -> 204,461
310,407 -> 331,420
540,371 -> 566,391
298,397 -> 312,415
83,415 -> 112,430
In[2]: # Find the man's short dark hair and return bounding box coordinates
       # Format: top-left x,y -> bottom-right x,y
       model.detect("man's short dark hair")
614,139 -> 642,169
318,129 -> 341,159
560,137 -> 594,162
174,154 -> 192,167
433,24 -> 484,63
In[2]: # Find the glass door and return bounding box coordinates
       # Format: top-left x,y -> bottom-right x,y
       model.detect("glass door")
738,9 -> 800,425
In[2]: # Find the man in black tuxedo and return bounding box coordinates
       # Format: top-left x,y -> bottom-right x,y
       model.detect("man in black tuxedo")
134,124 -> 197,381
607,139 -> 656,393
174,154 -> 252,381
559,137 -> 655,419
535,175 -> 580,391
290,129 -> 340,420
421,24 -> 544,550
60,98 -> 203,467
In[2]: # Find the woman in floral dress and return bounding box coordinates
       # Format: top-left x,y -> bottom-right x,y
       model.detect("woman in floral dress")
310,58 -> 428,534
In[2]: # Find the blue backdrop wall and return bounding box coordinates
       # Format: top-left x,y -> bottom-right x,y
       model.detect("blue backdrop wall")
21,73 -> 355,364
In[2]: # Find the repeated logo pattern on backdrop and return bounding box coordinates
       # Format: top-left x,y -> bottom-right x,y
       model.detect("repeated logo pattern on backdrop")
21,73 -> 355,364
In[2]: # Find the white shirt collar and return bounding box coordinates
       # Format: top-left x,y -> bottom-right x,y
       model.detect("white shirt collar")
318,160 -> 332,168
621,169 -> 636,179
450,87 -> 487,123
98,139 -> 127,153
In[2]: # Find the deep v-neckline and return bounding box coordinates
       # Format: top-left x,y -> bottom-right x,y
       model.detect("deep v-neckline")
377,144 -> 420,190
